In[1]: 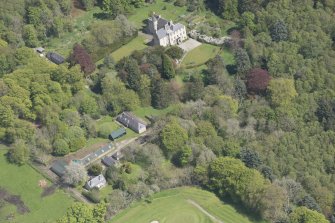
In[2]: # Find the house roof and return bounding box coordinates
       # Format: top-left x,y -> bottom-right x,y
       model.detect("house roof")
117,112 -> 146,131
36,47 -> 45,53
156,23 -> 185,39
46,52 -> 65,64
50,160 -> 67,176
102,156 -> 117,167
110,127 -> 126,140
74,143 -> 113,166
85,174 -> 106,189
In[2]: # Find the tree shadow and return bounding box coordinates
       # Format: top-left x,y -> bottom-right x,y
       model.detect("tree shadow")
226,64 -> 237,75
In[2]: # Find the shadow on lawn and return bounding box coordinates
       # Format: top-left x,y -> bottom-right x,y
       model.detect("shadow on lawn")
0,187 -> 30,214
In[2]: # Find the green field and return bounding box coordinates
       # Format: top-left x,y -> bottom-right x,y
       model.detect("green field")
110,187 -> 265,223
111,35 -> 148,62
0,150 -> 73,223
182,44 -> 220,67
97,116 -> 138,140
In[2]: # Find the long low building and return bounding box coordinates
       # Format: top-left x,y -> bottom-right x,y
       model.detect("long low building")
116,112 -> 147,134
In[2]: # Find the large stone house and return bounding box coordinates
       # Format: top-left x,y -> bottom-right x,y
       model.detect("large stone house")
148,13 -> 187,47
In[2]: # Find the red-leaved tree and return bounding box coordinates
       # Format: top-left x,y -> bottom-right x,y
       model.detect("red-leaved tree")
69,44 -> 96,75
246,68 -> 271,94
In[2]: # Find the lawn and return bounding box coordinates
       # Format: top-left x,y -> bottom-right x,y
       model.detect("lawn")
97,116 -> 138,141
220,48 -> 235,65
111,35 -> 147,62
182,44 -> 220,67
0,150 -> 73,223
110,187 -> 265,223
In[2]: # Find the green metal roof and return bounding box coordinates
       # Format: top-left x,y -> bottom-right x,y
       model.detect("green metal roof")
50,160 -> 67,176
110,127 -> 126,140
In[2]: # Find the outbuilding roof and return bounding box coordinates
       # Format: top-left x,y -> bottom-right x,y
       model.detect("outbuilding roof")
110,127 -> 126,140
102,156 -> 117,167
46,52 -> 65,65
50,160 -> 67,177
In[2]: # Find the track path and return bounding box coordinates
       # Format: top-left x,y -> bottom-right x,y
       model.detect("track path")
187,199 -> 224,223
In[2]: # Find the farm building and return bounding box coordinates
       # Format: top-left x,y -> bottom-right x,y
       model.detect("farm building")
73,143 -> 113,166
50,160 -> 68,177
116,112 -> 147,133
110,127 -> 126,140
36,47 -> 45,54
46,52 -> 65,65
85,174 -> 107,190
102,156 -> 118,167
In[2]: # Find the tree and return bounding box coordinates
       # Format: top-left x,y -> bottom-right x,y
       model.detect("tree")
69,44 -> 95,75
268,78 -> 297,107
186,75 -> 204,101
0,105 -> 14,127
88,164 -> 103,176
118,57 -> 141,91
173,146 -> 192,167
246,68 -> 270,94
234,48 -> 251,75
79,0 -> 95,10
65,126 -> 86,152
53,138 -> 70,156
240,148 -> 262,169
208,157 -> 267,211
165,46 -> 184,60
102,0 -> 125,18
270,20 -> 288,42
151,79 -> 172,109
160,119 -> 188,157
23,25 -> 38,47
161,54 -> 175,79
57,202 -> 106,223
62,162 -> 87,186
8,140 -> 29,165
290,207 -> 328,223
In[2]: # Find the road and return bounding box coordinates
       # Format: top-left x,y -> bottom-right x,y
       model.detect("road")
187,199 -> 224,223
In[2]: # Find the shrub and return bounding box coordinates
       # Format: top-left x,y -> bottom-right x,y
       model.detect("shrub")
88,164 -> 103,176
83,188 -> 101,203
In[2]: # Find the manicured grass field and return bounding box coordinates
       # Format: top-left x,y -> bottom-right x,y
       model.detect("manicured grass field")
110,187 -> 265,223
182,44 -> 220,67
111,36 -> 148,62
0,150 -> 73,223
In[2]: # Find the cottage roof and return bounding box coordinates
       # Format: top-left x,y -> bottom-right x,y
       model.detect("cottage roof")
110,128 -> 126,140
46,52 -> 65,65
117,112 -> 146,128
85,174 -> 106,189
36,47 -> 45,53
102,156 -> 117,167
75,143 -> 113,166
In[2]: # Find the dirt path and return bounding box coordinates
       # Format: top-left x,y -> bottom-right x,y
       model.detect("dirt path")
187,199 -> 224,223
